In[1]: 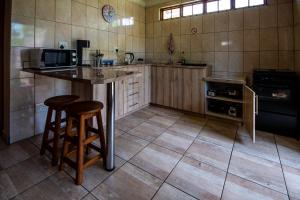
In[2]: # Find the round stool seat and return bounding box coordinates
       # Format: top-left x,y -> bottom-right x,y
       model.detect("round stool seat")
65,101 -> 104,116
44,95 -> 80,109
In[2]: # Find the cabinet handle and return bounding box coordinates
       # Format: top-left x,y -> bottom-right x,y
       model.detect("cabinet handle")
129,103 -> 138,107
128,92 -> 139,97
255,95 -> 259,115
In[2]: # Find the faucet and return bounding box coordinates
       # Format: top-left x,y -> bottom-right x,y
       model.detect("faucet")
94,50 -> 104,67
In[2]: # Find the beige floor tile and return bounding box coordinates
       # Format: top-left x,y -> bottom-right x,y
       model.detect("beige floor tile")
146,106 -> 183,118
0,138 -> 7,150
222,173 -> 289,200
81,194 -> 98,200
277,144 -> 300,170
29,134 -> 43,149
282,165 -> 300,199
179,114 -> 207,126
14,172 -> 88,200
64,156 -> 126,191
116,115 -> 145,132
91,163 -> 162,200
275,135 -> 300,150
130,144 -> 182,180
0,140 -> 39,169
154,130 -> 195,154
166,156 -> 226,200
168,121 -> 202,138
185,139 -> 231,171
198,120 -> 237,149
229,151 -> 287,194
115,134 -> 149,161
132,108 -> 156,120
153,183 -> 197,200
147,115 -> 178,129
234,131 -> 280,163
0,156 -> 56,199
128,122 -> 166,142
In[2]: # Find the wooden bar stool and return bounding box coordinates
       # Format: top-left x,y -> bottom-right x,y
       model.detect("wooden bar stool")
59,101 -> 106,185
40,95 -> 79,166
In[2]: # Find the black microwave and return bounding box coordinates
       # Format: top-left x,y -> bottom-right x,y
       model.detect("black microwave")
27,48 -> 77,69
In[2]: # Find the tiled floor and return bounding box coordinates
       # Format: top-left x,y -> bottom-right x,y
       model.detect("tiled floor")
1,105 -> 300,200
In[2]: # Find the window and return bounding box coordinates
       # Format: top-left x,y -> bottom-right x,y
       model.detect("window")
160,2 -> 203,20
160,0 -> 264,20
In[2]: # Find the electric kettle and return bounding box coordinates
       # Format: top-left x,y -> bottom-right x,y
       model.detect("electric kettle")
125,52 -> 134,64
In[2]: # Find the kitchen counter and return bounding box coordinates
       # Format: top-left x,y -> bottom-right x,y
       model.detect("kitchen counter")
23,67 -> 141,84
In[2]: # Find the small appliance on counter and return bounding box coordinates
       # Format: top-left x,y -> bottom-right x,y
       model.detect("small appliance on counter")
253,69 -> 299,138
125,52 -> 134,64
77,40 -> 90,66
25,48 -> 77,69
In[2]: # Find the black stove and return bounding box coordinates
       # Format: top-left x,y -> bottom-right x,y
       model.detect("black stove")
253,69 -> 299,138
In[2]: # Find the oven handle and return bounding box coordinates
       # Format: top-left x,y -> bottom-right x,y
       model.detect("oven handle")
255,95 -> 259,115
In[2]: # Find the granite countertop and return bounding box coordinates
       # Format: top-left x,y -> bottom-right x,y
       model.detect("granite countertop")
23,67 -> 141,84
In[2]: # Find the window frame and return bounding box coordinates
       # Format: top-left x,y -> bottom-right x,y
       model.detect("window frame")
160,0 -> 266,20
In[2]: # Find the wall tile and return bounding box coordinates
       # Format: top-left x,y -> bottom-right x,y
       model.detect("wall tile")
34,76 -> 55,104
191,34 -> 202,53
153,21 -> 161,37
278,27 -> 294,51
36,0 -> 55,21
278,3 -> 293,27
180,35 -> 191,54
244,52 -> 259,72
203,14 -> 215,33
86,28 -> 99,50
260,5 -> 277,28
215,12 -> 229,32
10,47 -> 33,79
215,52 -> 228,72
72,1 -> 87,26
55,23 -> 72,48
244,29 -> 259,51
202,52 -> 215,67
229,31 -> 244,51
10,107 -> 35,143
294,24 -> 300,51
244,7 -> 259,30
215,32 -> 229,52
170,19 -> 181,35
12,0 -> 35,18
229,10 -> 243,31
278,51 -> 294,69
71,25 -> 86,48
229,52 -> 244,72
10,78 -> 34,112
260,51 -> 278,69
202,33 -> 214,51
35,20 -> 55,48
98,30 -> 109,51
181,17 -> 191,35
56,0 -> 72,23
146,22 -> 154,37
87,6 -> 99,29
260,28 -> 278,51
11,15 -> 34,47
87,0 -> 99,7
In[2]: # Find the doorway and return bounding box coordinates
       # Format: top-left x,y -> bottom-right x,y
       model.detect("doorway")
0,0 -> 11,142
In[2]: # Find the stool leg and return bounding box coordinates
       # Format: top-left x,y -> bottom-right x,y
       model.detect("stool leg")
52,110 -> 62,166
97,112 -> 106,167
40,108 -> 53,155
59,116 -> 72,171
76,116 -> 85,185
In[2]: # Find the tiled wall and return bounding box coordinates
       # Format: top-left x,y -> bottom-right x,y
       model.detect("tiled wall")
145,0 -> 295,78
10,0 -> 146,143
295,0 -> 300,73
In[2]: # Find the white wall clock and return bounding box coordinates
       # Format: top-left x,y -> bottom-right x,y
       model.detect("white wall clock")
102,5 -> 116,23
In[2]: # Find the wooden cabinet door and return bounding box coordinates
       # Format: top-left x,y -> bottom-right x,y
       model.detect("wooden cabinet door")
115,80 -> 125,119
183,68 -> 192,111
144,65 -> 151,105
244,85 -> 256,143
174,68 -> 183,110
151,66 -> 157,104
163,67 -> 171,107
156,66 -> 164,105
191,69 -> 206,114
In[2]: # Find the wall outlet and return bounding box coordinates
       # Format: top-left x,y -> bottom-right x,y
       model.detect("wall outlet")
58,41 -> 68,49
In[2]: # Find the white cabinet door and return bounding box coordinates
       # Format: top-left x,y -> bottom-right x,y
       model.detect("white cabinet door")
243,85 -> 256,143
